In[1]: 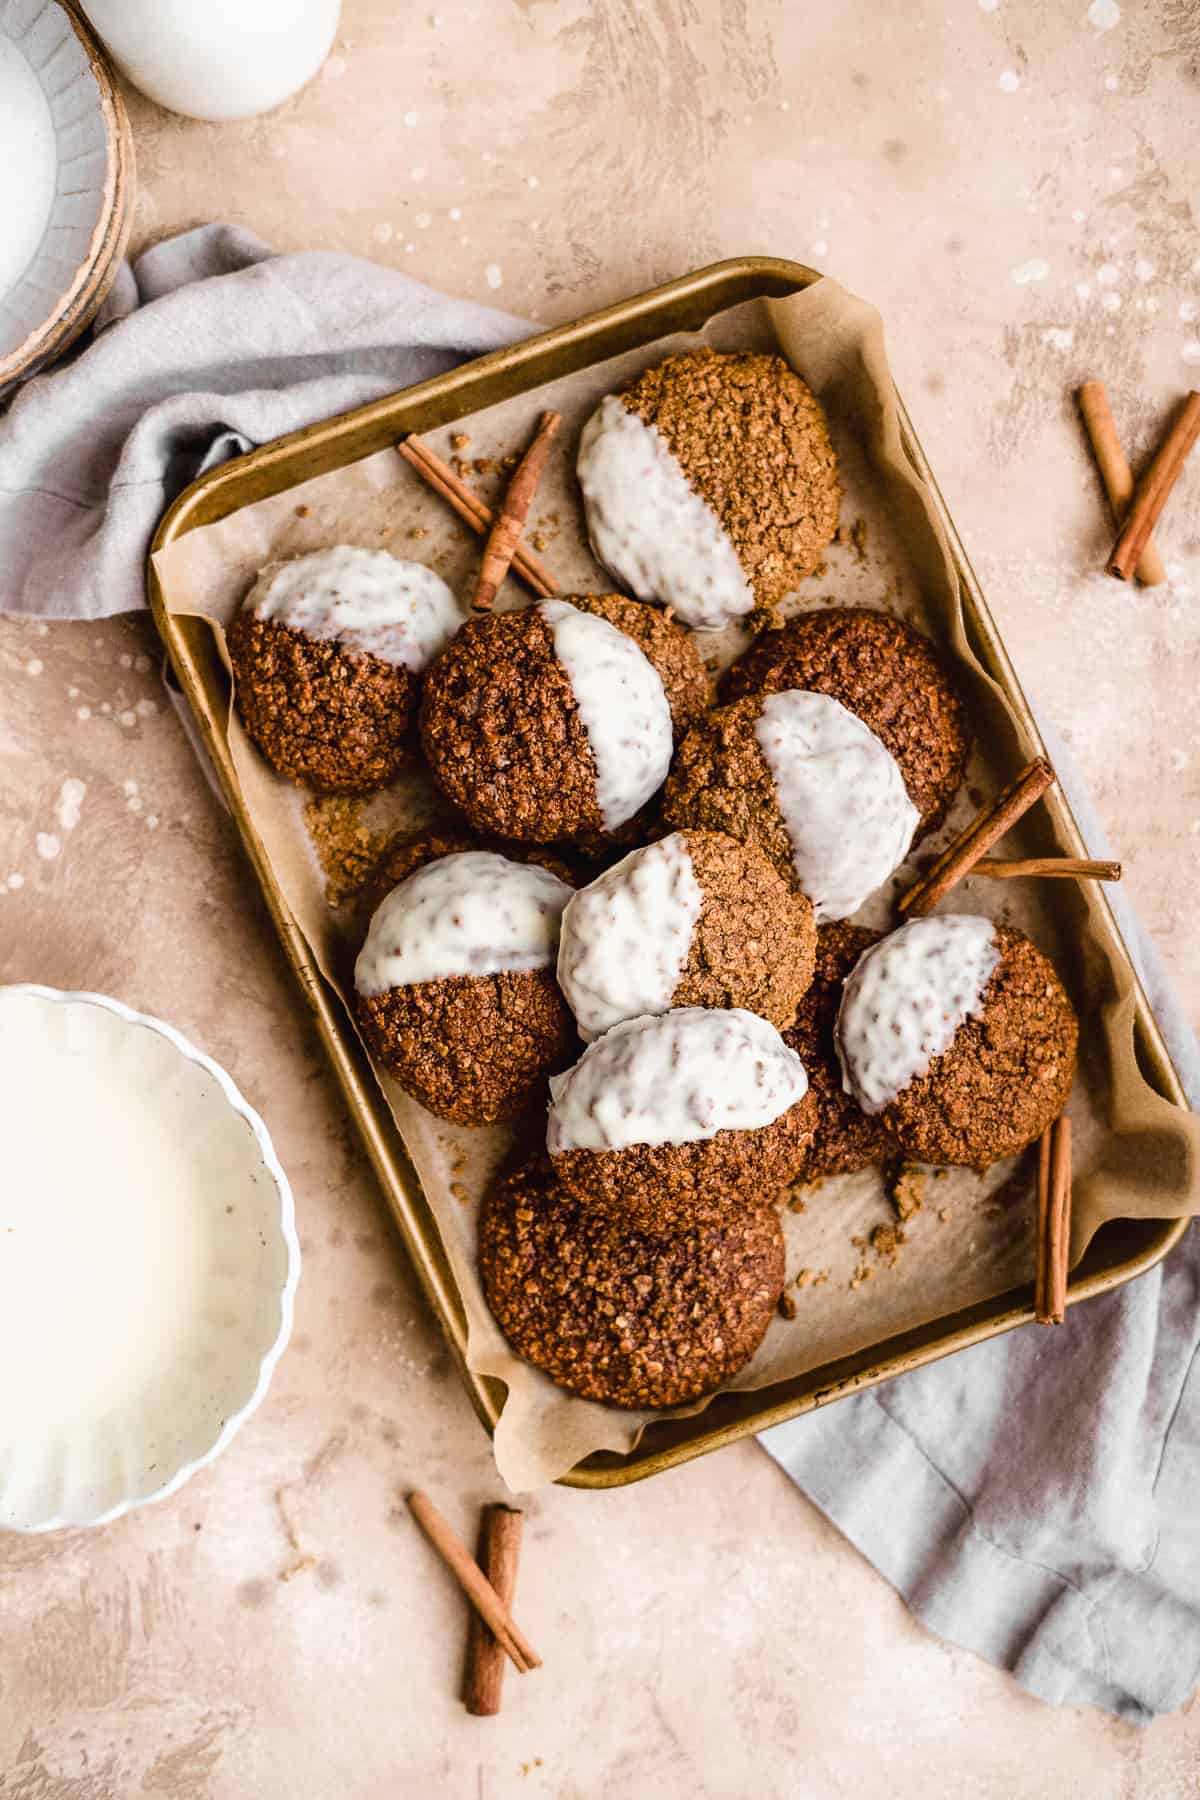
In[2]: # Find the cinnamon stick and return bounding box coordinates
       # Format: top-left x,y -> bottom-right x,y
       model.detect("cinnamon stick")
464,1505 -> 525,1716
973,856 -> 1121,882
406,1491 -> 541,1674
898,757 -> 1055,918
1108,390 -> 1200,581
1076,382 -> 1165,587
471,411 -> 562,611
1034,1127 -> 1051,1320
396,436 -> 559,599
1035,1115 -> 1072,1326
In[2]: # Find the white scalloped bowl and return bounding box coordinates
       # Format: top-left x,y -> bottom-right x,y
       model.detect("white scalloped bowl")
0,0 -> 134,393
0,986 -> 300,1532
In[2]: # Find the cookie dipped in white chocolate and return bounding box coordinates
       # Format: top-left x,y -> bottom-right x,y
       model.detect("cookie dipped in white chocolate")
754,690 -> 919,922
355,852 -> 573,997
246,546 -> 463,670
546,1007 -> 808,1154
835,914 -> 1001,1114
539,599 -> 673,830
557,834 -> 703,1040
576,395 -> 754,631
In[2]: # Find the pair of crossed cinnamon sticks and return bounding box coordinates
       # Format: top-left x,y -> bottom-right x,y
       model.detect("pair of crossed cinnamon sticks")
407,1490 -> 537,1715
398,413 -> 562,611
898,757 -> 1119,919
1077,381 -> 1200,584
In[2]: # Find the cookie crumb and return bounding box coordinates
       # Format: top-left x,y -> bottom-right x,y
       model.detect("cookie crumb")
848,1261 -> 874,1291
870,1222 -> 907,1267
778,1292 -> 797,1321
408,525 -> 429,540
886,1157 -> 927,1221
786,1192 -> 808,1214
295,504 -> 310,518
450,433 -> 471,451
834,517 -> 869,563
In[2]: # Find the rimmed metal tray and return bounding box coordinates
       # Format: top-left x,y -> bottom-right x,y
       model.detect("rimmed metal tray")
149,257 -> 1190,1489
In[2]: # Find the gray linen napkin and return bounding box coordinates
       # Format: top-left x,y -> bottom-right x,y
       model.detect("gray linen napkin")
0,223 -> 530,619
3,225 -> 1197,1724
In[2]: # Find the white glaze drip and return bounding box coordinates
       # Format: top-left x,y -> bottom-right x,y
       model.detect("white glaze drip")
244,546 -> 463,670
539,598 -> 673,830
354,852 -> 573,996
753,689 -> 919,921
546,1007 -> 808,1153
556,833 -> 703,1040
576,394 -> 754,631
835,914 -> 1001,1113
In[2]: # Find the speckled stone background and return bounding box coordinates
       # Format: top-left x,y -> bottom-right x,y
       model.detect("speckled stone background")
2,2 -> 1199,1795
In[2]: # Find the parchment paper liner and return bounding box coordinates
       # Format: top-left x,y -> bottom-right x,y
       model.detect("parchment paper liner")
152,277 -> 1199,1492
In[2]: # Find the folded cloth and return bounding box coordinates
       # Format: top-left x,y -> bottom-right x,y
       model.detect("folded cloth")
4,226 -> 1197,1723
0,223 -> 530,619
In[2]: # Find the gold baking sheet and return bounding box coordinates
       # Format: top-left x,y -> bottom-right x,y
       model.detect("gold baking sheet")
148,259 -> 1195,1490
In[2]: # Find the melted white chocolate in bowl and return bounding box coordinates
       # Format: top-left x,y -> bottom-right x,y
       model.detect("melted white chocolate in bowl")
0,988 -> 297,1532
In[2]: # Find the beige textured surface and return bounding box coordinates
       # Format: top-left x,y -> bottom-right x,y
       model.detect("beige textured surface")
2,1 -> 1199,1793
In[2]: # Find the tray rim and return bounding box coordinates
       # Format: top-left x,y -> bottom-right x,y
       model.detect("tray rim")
148,253 -> 1191,1491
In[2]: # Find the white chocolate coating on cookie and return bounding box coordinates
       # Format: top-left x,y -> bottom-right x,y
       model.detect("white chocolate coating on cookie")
754,689 -> 919,922
556,834 -> 703,1041
539,598 -> 673,831
354,851 -> 573,996
546,1006 -> 808,1153
576,394 -> 754,631
835,914 -> 1001,1113
245,546 -> 463,671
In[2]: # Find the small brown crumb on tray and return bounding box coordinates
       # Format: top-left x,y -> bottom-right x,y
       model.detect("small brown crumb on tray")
778,1292 -> 797,1321
793,1267 -> 830,1292
885,1156 -> 927,1222
870,1222 -> 907,1267
451,433 -> 471,451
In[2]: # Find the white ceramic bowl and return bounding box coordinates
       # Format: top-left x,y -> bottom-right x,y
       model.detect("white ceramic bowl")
0,0 -> 134,393
0,985 -> 300,1532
